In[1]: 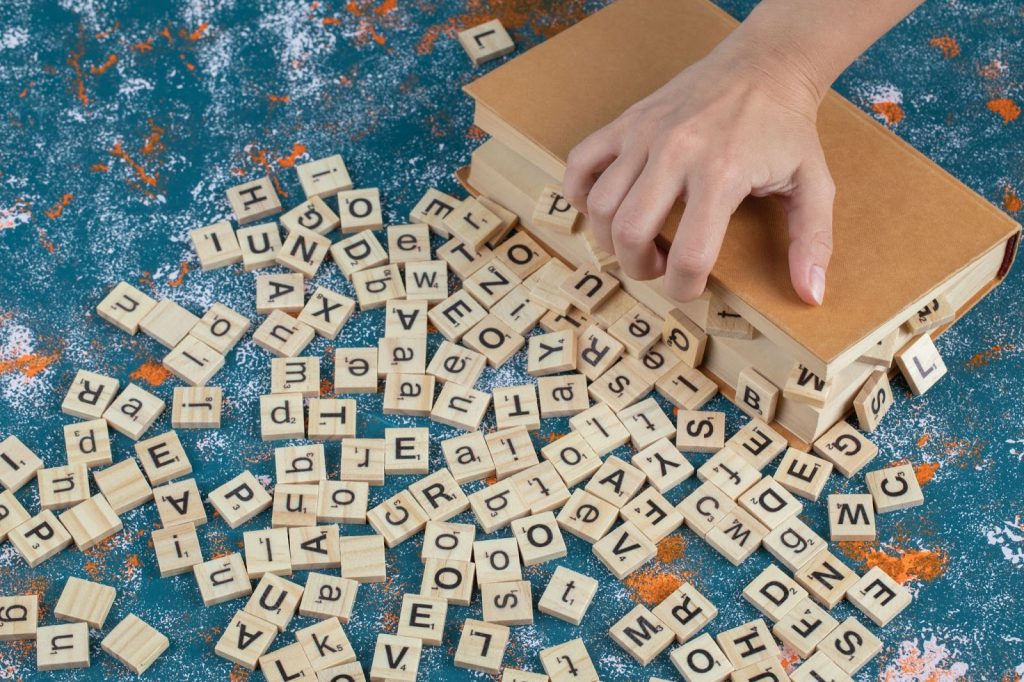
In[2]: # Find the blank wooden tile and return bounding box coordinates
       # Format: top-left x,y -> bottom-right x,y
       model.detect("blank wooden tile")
655,361 -> 718,410
352,264 -> 405,310
705,297 -> 754,339
103,383 -> 165,441
458,18 -> 515,65
171,386 -> 223,429
101,614 -> 169,675
704,508 -> 768,566
154,477 -> 207,527
370,634 -> 421,682
670,632 -> 734,682
762,516 -> 827,573
238,222 -> 283,271
794,550 -> 859,609
631,438 -> 694,494
297,617 -> 356,671
330,231 -> 388,279
244,573 -> 304,632
427,340 -> 487,387
299,572 -> 359,622
271,483 -> 319,528
620,487 -> 684,543
243,527 -> 292,578
297,154 -> 352,198
38,463 -> 91,511
537,565 -> 598,626
454,619 -> 510,675
0,489 -> 29,542
865,462 -> 924,512
194,552 -> 252,607
253,310 -> 316,357
9,510 -> 73,567
339,533 -> 386,583
715,618 -> 779,669
260,642 -> 316,682
0,595 -> 37,641
260,393 -> 305,441
367,490 -> 429,547
789,651 -> 853,682
442,432 -> 495,484
337,187 -> 383,233
853,368 -> 893,433
675,411 -> 725,453
96,281 -> 157,335
37,622 -> 90,671
191,220 -> 242,271
677,480 -> 735,537
473,537 -> 523,585
609,604 -> 674,665
139,299 -> 200,349
540,639 -> 599,682
298,286 -> 355,339
904,294 -> 955,335
468,479 -> 529,533
846,565 -> 911,626
770,596 -> 838,658
816,616 -> 882,675
265,452 -> 321,497
227,176 -> 281,224
481,580 -> 533,626
317,480 -> 369,525
813,421 -> 878,478
537,373 -> 590,418
726,418 -> 788,471
462,314 -> 525,367
527,330 -> 577,376
735,367 -> 780,422
398,593 -> 449,645
59,494 -> 122,550
215,609 -> 278,670
697,448 -> 762,500
289,525 -> 341,570
256,272 -> 305,314
340,439 -> 386,486
533,184 -> 579,233
652,582 -> 718,644
152,521 -> 202,577
163,335 -> 225,386
61,369 -> 119,420
190,302 -> 250,353
827,493 -> 876,542
592,520 -> 657,579
896,333 -> 948,395
774,448 -> 833,501
420,558 -> 475,605
661,308 -> 708,368
556,488 -> 618,544
617,397 -> 675,450
55,576 -> 115,629
281,195 -> 340,236
63,419 -> 111,468
512,511 -> 567,566
208,471 -> 271,529
736,476 -> 803,530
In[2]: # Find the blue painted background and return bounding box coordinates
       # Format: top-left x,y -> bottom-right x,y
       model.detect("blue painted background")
0,0 -> 1022,680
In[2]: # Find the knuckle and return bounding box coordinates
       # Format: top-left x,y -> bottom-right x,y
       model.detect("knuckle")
671,245 -> 715,278
612,214 -> 648,247
587,191 -> 618,221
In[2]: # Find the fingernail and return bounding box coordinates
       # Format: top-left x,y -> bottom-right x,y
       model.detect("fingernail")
810,265 -> 826,305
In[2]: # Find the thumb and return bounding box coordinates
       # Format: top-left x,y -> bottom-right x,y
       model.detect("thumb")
781,158 -> 835,306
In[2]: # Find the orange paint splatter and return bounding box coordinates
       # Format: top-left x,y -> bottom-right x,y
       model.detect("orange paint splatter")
268,94 -> 291,103
159,26 -> 174,43
133,37 -> 155,53
320,378 -> 333,397
837,542 -> 948,584
167,261 -> 189,287
323,16 -> 343,26
966,344 -> 1014,368
929,35 -> 960,58
346,1 -> 362,17
623,567 -> 688,605
19,81 -> 35,98
466,124 -> 487,141
67,33 -> 91,106
0,351 -> 61,379
89,53 -> 118,75
109,141 -> 159,187
90,162 -> 109,172
141,121 -> 166,156
185,22 -> 210,42
44,193 -> 74,220
916,433 -> 930,448
914,461 -> 939,485
277,143 -> 308,169
987,98 -> 1021,124
656,534 -> 686,563
375,0 -> 397,15
1003,186 -> 1022,213
130,359 -> 172,387
872,101 -> 905,126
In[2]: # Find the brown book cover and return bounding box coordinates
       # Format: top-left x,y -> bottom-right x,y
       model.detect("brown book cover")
464,0 -> 1020,378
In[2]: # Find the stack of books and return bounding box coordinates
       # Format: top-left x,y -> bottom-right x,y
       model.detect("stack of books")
457,0 -> 1019,446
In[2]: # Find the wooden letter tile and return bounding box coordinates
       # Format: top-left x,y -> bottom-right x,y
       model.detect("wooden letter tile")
652,582 -> 718,644
481,580 -> 533,626
865,462 -> 924,512
215,609 -> 277,670
259,643 -> 315,682
0,489 -> 30,542
244,573 -> 304,632
904,294 -> 955,335
0,595 -> 37,641
259,393 -> 306,441
533,184 -> 578,233
454,619 -> 510,675
209,471 -> 271,529
429,289 -> 487,342
289,525 -> 341,570
190,302 -> 250,353
139,299 -> 200,349
427,340 -> 487,387
61,370 -> 119,420
770,597 -> 838,658
152,521 -> 203,577
609,604 -> 674,665
37,622 -> 90,671
444,197 -> 503,249
527,330 -> 577,376
191,221 -> 242,271
162,335 -> 225,386
96,282 -> 156,335
592,520 -> 657,579
298,286 -> 355,339
468,479 -> 529,533
511,511 -> 567,566
585,456 -> 646,508
675,411 -> 725,453
420,558 -> 475,605
103,383 -> 165,441
762,516 -> 827,573
352,264 -> 405,310
662,308 -> 708,368
537,373 -> 590,418
655,361 -> 718,410
226,177 -> 281,224
703,508 -> 768,566
737,476 -> 803,530
715,619 -> 780,670
537,565 -> 598,625
726,419 -> 787,471
299,572 -> 359,622
462,314 -> 526,367
63,419 -> 112,468
632,438 -> 694,493
705,297 -> 755,339
846,565 -> 911,626
281,195 -> 340,236
774,448 -> 833,501
735,367 -> 780,422
334,347 -> 379,393
154,477 -> 207,527
271,483 -> 319,528
339,533 -> 386,583
317,480 -> 368,525
194,553 -> 252,606
398,593 -> 449,645
789,651 -> 853,682
337,187 -> 383,233
896,333 -> 948,395
697,448 -> 762,500
458,18 -> 515,65
793,550 -> 859,609
330,231 -> 387,279
608,303 -> 662,358
243,527 -> 292,578
677,480 -> 735,537
540,639 -> 599,682
370,634 -> 421,682
853,368 -> 894,433
473,537 -> 522,584
670,632 -> 734,682
171,386 -> 223,429
813,421 -> 878,478
256,273 -> 305,314
815,616 -> 882,675
827,493 -> 876,541
9,510 -> 73,567
556,488 -> 618,544
297,154 -> 352,198
388,223 -> 431,265
253,310 -> 315,357
297,617 -> 356,671
421,520 -> 476,562
618,397 -> 675,450
620,487 -> 684,543
238,222 -> 283,271
38,463 -> 91,511
367,490 -> 429,547
55,576 -> 116,628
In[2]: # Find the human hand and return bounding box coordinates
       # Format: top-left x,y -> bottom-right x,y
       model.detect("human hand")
561,41 -> 835,305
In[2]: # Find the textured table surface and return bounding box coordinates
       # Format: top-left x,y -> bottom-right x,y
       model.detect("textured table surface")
0,1 -> 1022,680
